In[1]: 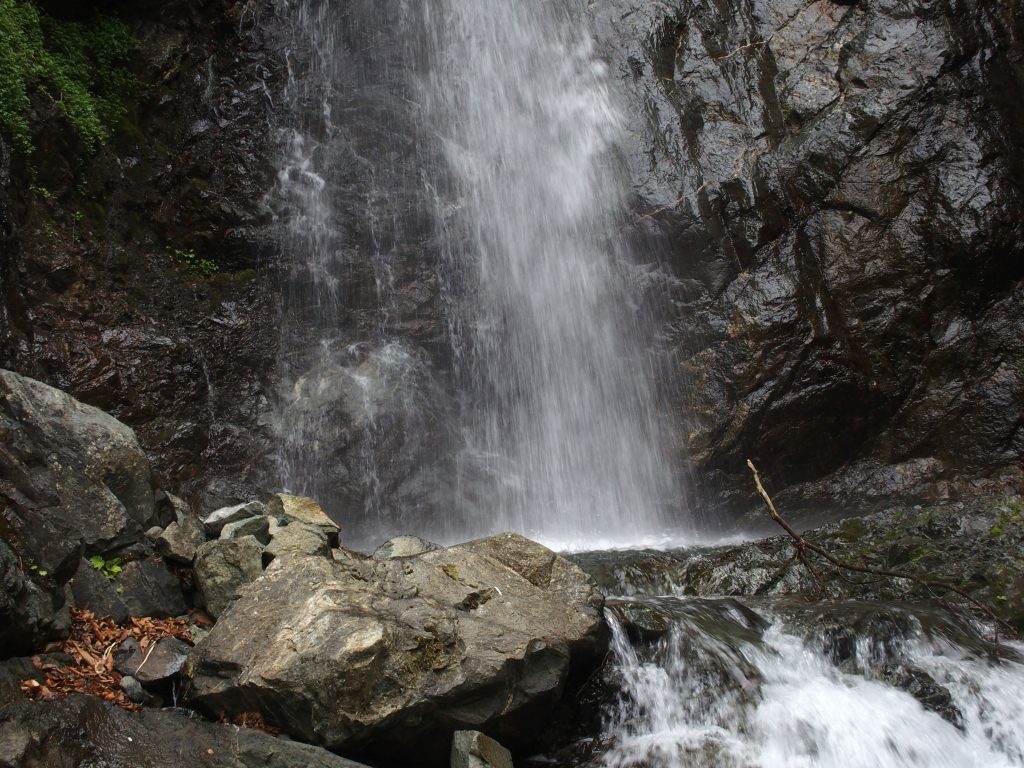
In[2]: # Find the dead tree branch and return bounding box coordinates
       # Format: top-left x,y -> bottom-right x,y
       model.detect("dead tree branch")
746,459 -> 1018,641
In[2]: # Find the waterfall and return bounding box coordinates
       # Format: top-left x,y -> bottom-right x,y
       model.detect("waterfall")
420,0 -> 684,548
273,0 -> 686,548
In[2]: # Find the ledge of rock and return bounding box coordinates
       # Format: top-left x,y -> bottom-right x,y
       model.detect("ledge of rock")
185,532 -> 607,765
0,695 -> 372,768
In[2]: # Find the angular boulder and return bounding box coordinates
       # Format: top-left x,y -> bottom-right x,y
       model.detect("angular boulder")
116,557 -> 187,618
451,731 -> 514,768
193,537 -> 264,617
267,493 -> 339,535
220,515 -> 271,544
0,369 -> 157,562
185,533 -> 606,764
0,370 -> 157,654
201,501 -> 265,537
156,517 -> 206,563
264,520 -> 329,561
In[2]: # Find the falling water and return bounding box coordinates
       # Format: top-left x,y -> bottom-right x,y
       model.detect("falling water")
273,1 -> 447,546
421,0 -> 683,547
274,0 -> 686,548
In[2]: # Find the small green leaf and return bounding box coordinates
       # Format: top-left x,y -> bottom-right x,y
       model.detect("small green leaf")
37,570 -> 47,577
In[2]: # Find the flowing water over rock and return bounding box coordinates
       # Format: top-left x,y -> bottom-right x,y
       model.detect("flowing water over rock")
274,0 -> 685,548
576,577 -> 1024,768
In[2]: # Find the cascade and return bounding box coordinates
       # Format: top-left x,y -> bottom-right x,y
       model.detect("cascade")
274,0 -> 686,549
600,595 -> 1024,768
420,0 -> 684,548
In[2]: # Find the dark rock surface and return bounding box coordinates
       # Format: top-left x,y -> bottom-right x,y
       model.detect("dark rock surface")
0,369 -> 163,653
572,494 -> 1024,630
116,556 -> 187,619
193,535 -> 264,617
594,0 -> 1024,517
0,369 -> 157,558
0,542 -> 69,657
114,637 -> 190,686
185,533 -> 607,765
0,0 -> 283,507
69,558 -> 130,625
0,695 -> 372,768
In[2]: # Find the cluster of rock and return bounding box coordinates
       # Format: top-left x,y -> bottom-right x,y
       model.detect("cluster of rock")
0,370 -> 607,767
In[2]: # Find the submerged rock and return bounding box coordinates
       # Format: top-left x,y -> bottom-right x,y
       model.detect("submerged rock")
185,533 -> 606,764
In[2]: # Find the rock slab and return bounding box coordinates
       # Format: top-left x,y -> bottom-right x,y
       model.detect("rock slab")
185,533 -> 606,764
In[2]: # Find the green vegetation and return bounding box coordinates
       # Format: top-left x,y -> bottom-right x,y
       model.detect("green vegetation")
0,0 -> 136,154
440,563 -> 459,580
88,554 -> 123,580
173,247 -> 219,277
990,499 -> 1023,538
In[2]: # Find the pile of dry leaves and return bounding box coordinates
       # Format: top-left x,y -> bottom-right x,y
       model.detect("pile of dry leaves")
20,609 -> 192,711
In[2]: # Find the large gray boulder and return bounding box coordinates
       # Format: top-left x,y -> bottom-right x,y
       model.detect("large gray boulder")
185,533 -> 606,763
0,369 -> 157,560
0,370 -> 158,655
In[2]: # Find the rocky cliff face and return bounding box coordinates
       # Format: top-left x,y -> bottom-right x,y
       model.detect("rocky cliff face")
0,0 -> 283,509
597,0 -> 1024,518
1,0 -> 1021,527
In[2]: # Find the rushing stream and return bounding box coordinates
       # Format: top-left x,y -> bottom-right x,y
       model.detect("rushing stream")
554,550 -> 1024,768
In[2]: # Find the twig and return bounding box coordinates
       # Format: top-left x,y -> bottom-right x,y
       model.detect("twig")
133,642 -> 159,677
746,460 -> 1018,640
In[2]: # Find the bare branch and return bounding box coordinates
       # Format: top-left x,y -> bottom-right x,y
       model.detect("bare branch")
746,459 -> 1018,641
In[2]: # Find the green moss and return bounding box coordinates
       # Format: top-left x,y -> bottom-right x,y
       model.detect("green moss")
0,0 -> 137,154
440,563 -> 458,580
